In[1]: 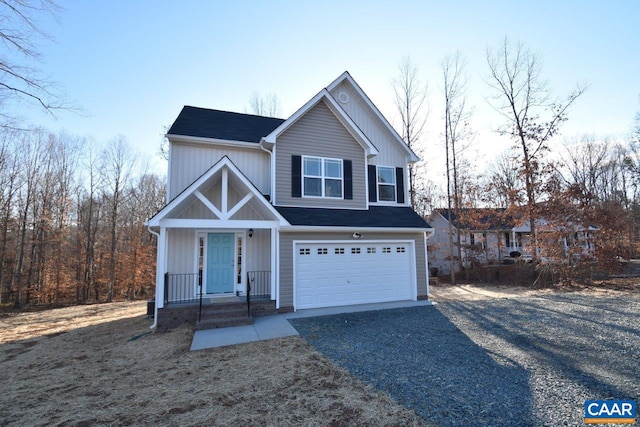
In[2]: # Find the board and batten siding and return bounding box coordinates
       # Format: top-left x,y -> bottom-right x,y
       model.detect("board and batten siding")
167,229 -> 195,274
245,229 -> 271,273
330,81 -> 410,167
278,231 -> 428,309
169,143 -> 270,200
274,100 -> 366,209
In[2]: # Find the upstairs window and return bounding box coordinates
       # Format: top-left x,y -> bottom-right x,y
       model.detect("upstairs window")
368,165 -> 405,204
377,166 -> 396,202
303,156 -> 343,198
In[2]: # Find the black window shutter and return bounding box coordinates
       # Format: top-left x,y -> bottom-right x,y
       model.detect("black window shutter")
343,160 -> 352,200
291,155 -> 301,198
367,165 -> 377,203
395,167 -> 405,204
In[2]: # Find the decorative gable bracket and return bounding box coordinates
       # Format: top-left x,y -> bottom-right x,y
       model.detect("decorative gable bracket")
193,169 -> 255,220
146,156 -> 288,228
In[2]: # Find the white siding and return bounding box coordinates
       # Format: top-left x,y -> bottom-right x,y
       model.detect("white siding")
167,229 -> 195,273
169,143 -> 270,200
330,81 -> 409,167
246,229 -> 271,272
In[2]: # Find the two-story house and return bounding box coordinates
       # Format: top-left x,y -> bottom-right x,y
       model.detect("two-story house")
147,72 -> 432,329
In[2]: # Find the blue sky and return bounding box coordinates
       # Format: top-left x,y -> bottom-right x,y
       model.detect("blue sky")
22,1 -> 640,176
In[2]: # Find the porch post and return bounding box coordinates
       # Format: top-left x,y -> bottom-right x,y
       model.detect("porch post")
511,230 -> 516,251
271,227 -> 278,308
155,227 -> 167,309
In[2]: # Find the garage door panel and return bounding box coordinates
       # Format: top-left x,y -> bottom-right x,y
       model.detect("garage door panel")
295,242 -> 414,309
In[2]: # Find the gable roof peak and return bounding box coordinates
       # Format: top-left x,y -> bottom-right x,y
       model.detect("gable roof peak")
261,88 -> 379,157
325,71 -> 420,163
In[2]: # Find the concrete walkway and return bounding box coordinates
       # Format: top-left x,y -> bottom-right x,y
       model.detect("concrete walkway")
190,300 -> 433,350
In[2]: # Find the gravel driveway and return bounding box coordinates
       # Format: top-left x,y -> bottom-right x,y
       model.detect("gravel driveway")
290,293 -> 640,426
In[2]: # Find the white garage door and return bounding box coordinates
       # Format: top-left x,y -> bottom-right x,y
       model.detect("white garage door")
295,241 -> 414,309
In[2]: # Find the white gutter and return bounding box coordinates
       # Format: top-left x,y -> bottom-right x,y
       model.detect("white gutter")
146,225 -> 160,330
167,134 -> 263,150
280,225 -> 434,233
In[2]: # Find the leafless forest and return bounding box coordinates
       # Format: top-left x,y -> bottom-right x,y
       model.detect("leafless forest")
0,130 -> 165,307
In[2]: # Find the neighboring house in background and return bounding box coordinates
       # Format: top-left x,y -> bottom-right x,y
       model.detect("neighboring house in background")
428,208 -> 596,275
147,72 -> 433,330
428,208 -> 530,275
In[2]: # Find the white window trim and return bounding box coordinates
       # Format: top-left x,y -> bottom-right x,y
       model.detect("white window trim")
302,155 -> 344,199
376,165 -> 396,203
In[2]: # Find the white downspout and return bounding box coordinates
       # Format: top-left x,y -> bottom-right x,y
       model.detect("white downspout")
147,225 -> 160,330
259,139 -> 275,204
424,230 -> 434,300
261,139 -> 279,309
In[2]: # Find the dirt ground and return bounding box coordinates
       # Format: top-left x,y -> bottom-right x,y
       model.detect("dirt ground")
428,277 -> 640,302
2,278 -> 637,426
0,302 -> 427,426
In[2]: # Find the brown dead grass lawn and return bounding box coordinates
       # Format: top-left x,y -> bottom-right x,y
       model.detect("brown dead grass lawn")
429,277 -> 640,302
0,302 -> 427,426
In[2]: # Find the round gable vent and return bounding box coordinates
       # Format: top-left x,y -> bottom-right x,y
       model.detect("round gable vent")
337,91 -> 350,104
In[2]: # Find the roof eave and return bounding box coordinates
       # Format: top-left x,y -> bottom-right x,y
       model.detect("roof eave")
166,134 -> 262,149
280,225 -> 433,233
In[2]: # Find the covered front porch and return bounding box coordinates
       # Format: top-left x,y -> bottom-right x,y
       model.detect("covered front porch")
163,227 -> 276,304
146,156 -> 288,329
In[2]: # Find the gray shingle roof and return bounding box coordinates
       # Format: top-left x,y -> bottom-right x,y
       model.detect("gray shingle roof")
276,206 -> 431,229
435,208 -> 518,230
167,106 -> 285,143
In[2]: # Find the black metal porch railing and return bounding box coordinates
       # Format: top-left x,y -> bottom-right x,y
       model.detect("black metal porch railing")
165,271 -> 269,320
247,271 -> 271,298
164,273 -> 202,305
246,270 -> 271,317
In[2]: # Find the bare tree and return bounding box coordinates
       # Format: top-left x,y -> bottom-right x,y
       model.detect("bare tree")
120,173 -> 165,300
100,136 -> 136,302
486,38 -> 585,260
13,129 -> 46,307
0,0 -> 65,126
0,126 -> 165,307
558,136 -> 611,206
248,91 -> 280,117
442,52 -> 472,282
77,143 -> 103,301
48,132 -> 80,303
0,129 -> 20,303
628,112 -> 640,200
557,135 -> 640,259
392,57 -> 428,209
485,151 -> 525,207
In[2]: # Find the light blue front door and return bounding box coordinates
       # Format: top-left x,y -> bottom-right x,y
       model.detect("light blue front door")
206,233 -> 235,294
